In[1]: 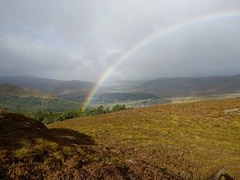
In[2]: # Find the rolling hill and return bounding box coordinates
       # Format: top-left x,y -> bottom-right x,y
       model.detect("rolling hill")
0,84 -> 81,113
1,98 -> 239,179
0,83 -> 55,98
0,76 -> 95,102
2,74 -> 240,106
137,74 -> 240,98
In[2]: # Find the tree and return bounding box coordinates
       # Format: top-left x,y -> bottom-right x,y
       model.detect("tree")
94,105 -> 104,115
112,104 -> 126,112
76,108 -> 82,117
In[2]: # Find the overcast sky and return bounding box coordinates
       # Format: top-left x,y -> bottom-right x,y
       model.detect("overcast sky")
0,0 -> 240,83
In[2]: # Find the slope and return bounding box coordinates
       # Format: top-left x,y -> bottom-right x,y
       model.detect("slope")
0,83 -> 54,98
0,110 -> 94,179
137,74 -> 240,97
0,76 -> 95,102
48,98 -> 240,179
0,110 -> 176,179
0,84 -> 81,113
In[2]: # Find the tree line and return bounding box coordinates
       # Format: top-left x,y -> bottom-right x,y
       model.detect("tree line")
25,104 -> 132,124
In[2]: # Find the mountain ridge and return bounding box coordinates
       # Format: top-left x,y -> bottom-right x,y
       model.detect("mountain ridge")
138,74 -> 240,97
0,76 -> 95,102
1,74 -> 240,104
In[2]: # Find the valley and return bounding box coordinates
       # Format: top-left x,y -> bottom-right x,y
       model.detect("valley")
2,75 -> 240,110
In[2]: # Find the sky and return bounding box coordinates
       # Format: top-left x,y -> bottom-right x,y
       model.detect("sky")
0,0 -> 240,84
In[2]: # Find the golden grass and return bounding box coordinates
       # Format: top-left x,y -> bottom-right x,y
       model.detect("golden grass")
48,98 -> 240,179
1,98 -> 240,179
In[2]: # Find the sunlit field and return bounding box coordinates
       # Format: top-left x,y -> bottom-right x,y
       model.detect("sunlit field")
47,98 -> 240,179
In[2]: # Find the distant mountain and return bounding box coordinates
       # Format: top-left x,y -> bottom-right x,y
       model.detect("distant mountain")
0,84 -> 81,113
0,76 -> 95,102
138,74 -> 240,97
2,74 -> 240,103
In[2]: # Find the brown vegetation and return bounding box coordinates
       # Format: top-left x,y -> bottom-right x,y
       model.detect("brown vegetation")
1,98 -> 240,179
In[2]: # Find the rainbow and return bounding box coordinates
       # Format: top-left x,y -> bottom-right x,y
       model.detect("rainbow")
82,11 -> 240,110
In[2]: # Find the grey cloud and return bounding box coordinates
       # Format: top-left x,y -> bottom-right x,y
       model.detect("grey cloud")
0,1 -> 97,44
113,16 -> 240,80
0,33 -> 62,76
0,0 -> 240,82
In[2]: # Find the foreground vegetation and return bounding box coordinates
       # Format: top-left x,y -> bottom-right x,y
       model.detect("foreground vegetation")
48,98 -> 240,179
1,98 -> 240,179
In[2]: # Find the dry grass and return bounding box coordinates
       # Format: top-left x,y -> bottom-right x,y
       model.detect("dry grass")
1,98 -> 240,179
48,98 -> 240,179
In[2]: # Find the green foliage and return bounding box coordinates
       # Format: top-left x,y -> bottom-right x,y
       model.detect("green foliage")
81,104 -> 129,117
25,111 -> 78,124
111,104 -> 126,112
25,104 -> 130,124
0,94 -> 81,113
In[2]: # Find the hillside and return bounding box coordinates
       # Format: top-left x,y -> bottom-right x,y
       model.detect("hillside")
0,83 -> 54,98
0,76 -> 95,102
47,98 -> 240,179
0,109 -> 182,179
0,84 -> 81,113
1,98 -> 240,179
2,75 -> 240,106
137,74 -> 240,98
0,110 -> 94,179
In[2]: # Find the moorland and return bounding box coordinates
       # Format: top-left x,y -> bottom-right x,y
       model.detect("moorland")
1,75 -> 240,179
0,98 -> 240,179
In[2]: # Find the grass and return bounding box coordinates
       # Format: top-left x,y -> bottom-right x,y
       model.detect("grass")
1,98 -> 240,179
0,109 -> 98,179
47,98 -> 240,179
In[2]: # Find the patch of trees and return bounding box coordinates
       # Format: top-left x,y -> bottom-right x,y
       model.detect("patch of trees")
25,104 -> 132,124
